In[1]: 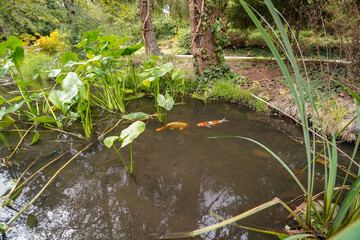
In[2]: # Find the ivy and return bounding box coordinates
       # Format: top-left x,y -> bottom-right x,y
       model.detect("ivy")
193,0 -> 233,94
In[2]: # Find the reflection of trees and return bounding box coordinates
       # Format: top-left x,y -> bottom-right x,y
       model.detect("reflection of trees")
197,176 -> 243,239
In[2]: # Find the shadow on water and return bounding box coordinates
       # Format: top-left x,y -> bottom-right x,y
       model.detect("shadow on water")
0,96 -> 351,240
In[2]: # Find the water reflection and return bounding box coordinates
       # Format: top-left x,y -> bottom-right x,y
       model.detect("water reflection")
1,98 -> 319,239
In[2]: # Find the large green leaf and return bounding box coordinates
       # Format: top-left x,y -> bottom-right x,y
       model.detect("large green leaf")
14,78 -> 35,87
46,69 -> 62,78
64,55 -> 102,68
141,76 -> 157,88
157,93 -> 174,111
30,115 -> 58,123
83,26 -> 102,43
61,52 -> 79,65
104,136 -> 120,148
10,46 -> 24,63
109,36 -> 131,49
120,44 -> 144,56
61,72 -> 86,100
55,73 -> 67,84
0,41 -> 7,57
98,35 -> 118,44
75,39 -> 87,48
76,26 -> 103,47
122,112 -> 150,121
0,112 -> 15,130
49,90 -> 67,113
6,36 -> 23,50
119,121 -> 145,148
5,100 -> 28,114
151,62 -> 174,77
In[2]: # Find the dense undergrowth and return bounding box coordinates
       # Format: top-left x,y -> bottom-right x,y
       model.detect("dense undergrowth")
0,27 -> 191,232
1,0 -> 360,239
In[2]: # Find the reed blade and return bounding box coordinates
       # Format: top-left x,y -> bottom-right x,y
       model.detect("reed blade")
158,198 -> 281,239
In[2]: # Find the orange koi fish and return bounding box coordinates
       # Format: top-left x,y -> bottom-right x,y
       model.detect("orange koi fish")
197,118 -> 228,128
156,122 -> 188,131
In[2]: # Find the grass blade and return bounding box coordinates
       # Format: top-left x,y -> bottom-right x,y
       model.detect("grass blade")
329,176 -> 360,235
283,234 -> 316,240
157,198 -> 281,239
329,219 -> 360,240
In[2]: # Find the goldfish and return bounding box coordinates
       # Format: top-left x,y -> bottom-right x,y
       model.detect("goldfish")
197,118 -> 228,128
156,122 -> 188,131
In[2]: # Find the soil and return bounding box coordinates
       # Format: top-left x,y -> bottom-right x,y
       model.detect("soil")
173,56 -> 358,142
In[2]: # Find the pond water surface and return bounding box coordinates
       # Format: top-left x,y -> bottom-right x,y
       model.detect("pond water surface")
0,94 -> 334,240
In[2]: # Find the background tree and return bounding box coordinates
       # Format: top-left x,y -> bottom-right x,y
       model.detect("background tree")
0,0 -> 66,40
139,0 -> 161,55
187,0 -> 229,75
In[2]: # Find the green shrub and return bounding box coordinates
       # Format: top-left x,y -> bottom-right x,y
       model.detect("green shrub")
153,16 -> 178,40
22,52 -> 60,82
246,29 -> 267,48
173,27 -> 191,54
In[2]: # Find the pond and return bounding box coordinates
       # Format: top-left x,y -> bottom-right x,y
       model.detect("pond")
0,95 -> 333,240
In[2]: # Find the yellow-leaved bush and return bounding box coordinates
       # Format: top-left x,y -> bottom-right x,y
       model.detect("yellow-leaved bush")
34,30 -> 70,55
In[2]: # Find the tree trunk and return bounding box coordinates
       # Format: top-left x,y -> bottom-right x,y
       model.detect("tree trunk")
139,0 -> 161,56
187,0 -> 225,75
0,21 -> 9,39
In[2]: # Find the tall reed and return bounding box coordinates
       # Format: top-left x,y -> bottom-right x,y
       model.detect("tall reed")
159,0 -> 360,238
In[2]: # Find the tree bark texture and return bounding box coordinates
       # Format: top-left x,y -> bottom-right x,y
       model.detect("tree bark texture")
139,0 -> 161,56
187,0 -> 221,75
0,22 -> 9,39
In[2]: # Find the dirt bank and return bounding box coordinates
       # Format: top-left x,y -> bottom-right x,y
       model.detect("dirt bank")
174,56 -> 358,142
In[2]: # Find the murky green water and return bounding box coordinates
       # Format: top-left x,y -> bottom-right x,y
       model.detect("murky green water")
0,90 -> 340,239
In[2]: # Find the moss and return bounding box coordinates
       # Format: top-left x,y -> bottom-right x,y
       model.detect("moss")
210,80 -> 268,112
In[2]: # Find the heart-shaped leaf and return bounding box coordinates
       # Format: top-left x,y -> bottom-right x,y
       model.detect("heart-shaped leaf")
122,112 -> 150,121
61,52 -> 79,65
119,121 -> 146,148
104,136 -> 120,148
157,93 -> 174,111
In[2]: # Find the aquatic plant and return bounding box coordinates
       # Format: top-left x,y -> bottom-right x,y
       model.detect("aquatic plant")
156,92 -> 174,123
160,0 -> 360,239
0,36 -> 37,117
141,61 -> 178,122
104,120 -> 146,173
64,27 -> 144,113
49,71 -> 92,137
